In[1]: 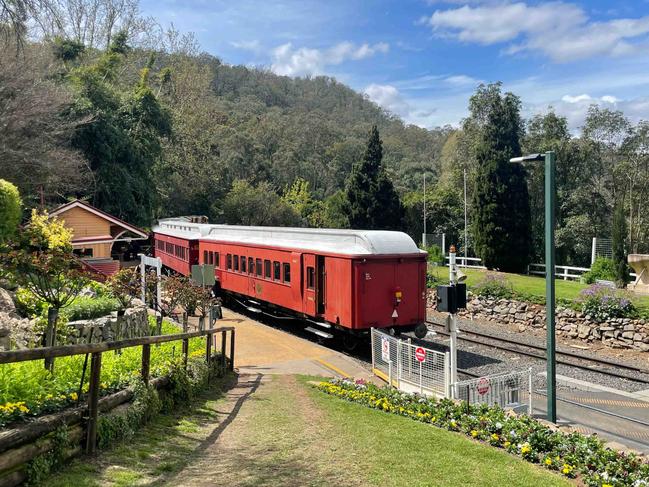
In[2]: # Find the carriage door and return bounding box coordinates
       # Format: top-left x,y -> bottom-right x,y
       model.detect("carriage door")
303,254 -> 317,316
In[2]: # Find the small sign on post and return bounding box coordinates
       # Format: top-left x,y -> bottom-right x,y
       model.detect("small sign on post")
477,377 -> 491,396
415,347 -> 426,363
381,337 -> 390,362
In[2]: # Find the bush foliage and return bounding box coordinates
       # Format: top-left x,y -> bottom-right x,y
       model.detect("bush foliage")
0,179 -> 21,242
578,285 -> 635,321
583,258 -> 616,284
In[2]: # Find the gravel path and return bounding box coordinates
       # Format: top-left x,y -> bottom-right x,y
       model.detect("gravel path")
425,310 -> 649,393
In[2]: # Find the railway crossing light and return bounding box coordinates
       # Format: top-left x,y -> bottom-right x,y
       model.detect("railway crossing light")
510,151 -> 557,423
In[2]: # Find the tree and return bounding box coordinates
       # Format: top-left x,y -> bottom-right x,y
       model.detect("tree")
221,180 -> 302,226
0,180 -> 22,242
471,86 -> 531,272
344,125 -> 403,230
1,210 -> 88,369
612,200 -> 630,288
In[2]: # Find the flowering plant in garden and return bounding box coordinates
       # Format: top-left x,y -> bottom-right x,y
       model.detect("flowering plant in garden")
578,285 -> 635,321
317,379 -> 649,486
473,273 -> 513,300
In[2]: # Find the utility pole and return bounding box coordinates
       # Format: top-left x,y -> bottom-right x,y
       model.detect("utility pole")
423,172 -> 427,248
463,168 -> 468,262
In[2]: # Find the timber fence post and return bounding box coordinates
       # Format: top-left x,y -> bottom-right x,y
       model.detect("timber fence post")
220,330 -> 226,374
141,344 -> 151,386
229,329 -> 235,371
86,352 -> 102,454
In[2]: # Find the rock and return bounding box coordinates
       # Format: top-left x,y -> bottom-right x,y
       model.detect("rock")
518,324 -> 527,332
622,331 -> 634,339
577,324 -> 591,338
634,333 -> 644,342
624,324 -> 636,332
0,288 -> 15,314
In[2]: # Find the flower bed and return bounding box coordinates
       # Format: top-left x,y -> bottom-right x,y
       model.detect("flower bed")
317,379 -> 649,487
0,320 -> 205,427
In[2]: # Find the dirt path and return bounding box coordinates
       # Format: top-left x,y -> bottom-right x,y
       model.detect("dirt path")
172,374 -> 366,487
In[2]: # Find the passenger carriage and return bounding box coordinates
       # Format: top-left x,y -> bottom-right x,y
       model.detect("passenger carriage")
152,219 -> 428,342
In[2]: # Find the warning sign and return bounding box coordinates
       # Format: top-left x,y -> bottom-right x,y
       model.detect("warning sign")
476,377 -> 490,395
381,337 -> 390,362
415,347 -> 426,363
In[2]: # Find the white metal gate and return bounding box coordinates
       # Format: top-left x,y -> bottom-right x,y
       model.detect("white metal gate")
371,328 -> 450,397
453,369 -> 533,415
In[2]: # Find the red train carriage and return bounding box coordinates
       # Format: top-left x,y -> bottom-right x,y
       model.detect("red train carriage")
152,219 -> 428,340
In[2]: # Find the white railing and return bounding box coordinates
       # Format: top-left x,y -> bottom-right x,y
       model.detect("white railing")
527,263 -> 590,281
370,328 -> 449,397
443,256 -> 486,269
454,369 -> 533,415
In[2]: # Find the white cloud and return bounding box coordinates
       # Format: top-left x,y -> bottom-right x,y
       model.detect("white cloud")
230,40 -> 262,53
444,74 -> 480,86
424,1 -> 649,62
270,41 -> 389,76
364,84 -> 412,118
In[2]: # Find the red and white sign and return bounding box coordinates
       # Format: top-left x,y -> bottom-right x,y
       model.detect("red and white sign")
381,337 -> 390,362
476,377 -> 490,395
415,347 -> 426,363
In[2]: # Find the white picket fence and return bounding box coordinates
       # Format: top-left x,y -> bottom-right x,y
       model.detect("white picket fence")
443,256 -> 486,269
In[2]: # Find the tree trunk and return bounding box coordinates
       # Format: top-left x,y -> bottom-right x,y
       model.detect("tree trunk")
44,307 -> 59,372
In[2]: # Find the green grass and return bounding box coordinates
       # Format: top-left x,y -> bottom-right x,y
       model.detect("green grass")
429,265 -> 649,313
47,374 -> 571,487
300,376 -> 571,487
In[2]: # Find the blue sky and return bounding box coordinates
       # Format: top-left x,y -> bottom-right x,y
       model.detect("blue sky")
140,0 -> 649,131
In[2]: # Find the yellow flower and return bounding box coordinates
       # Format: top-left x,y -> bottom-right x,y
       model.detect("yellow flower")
544,458 -> 552,466
491,433 -> 499,442
602,484 -> 613,487
521,444 -> 531,455
69,392 -> 78,401
561,464 -> 573,475
100,383 -> 107,389
18,405 -> 29,413
471,430 -> 479,438
503,441 -> 511,448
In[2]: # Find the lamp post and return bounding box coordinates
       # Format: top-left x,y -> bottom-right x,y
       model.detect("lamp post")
510,151 -> 556,423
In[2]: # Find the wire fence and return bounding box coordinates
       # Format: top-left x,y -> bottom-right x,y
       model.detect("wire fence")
370,328 -> 449,396
453,369 -> 533,415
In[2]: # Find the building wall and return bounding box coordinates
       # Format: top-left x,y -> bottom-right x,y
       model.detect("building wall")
59,206 -> 113,258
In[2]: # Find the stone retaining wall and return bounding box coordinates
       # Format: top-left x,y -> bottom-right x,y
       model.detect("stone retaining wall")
428,291 -> 649,351
66,304 -> 150,344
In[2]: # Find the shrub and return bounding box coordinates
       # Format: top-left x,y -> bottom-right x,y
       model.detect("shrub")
582,257 -> 616,284
472,273 -> 513,299
578,284 -> 635,321
64,296 -> 120,321
0,179 -> 22,242
425,244 -> 445,265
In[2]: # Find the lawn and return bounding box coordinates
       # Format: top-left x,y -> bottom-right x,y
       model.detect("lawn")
429,265 -> 649,312
48,374 -> 571,487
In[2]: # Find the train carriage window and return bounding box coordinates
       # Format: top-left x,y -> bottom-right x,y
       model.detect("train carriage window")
273,261 -> 280,281
264,260 -> 271,279
203,250 -> 207,263
256,259 -> 262,276
227,254 -> 232,270
240,256 -> 246,273
283,263 -> 291,283
233,255 -> 239,272
248,257 -> 254,275
215,252 -> 220,268
207,251 -> 211,265
307,267 -> 315,289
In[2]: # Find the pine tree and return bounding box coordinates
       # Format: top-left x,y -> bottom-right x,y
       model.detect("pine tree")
472,92 -> 531,272
612,200 -> 630,288
344,126 -> 403,230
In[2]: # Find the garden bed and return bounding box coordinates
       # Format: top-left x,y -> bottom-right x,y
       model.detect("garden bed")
316,378 -> 649,487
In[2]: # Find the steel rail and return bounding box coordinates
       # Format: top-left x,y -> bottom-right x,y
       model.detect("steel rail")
425,321 -> 649,385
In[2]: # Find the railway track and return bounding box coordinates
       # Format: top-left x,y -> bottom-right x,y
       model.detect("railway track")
425,320 -> 649,385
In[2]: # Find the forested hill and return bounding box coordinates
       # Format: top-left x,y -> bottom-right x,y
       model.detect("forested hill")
207,62 -> 449,195
2,35 -> 448,227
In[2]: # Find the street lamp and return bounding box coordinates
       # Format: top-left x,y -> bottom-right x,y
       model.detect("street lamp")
510,151 -> 557,423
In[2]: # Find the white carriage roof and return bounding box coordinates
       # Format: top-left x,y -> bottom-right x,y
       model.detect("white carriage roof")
153,219 -> 425,256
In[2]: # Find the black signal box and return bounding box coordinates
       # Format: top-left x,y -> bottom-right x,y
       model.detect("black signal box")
436,284 -> 467,314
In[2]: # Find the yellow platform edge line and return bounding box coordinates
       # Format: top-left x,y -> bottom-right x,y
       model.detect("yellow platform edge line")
372,368 -> 398,388
315,358 -> 352,378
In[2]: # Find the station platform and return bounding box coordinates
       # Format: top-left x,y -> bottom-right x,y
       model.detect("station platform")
218,308 -> 375,382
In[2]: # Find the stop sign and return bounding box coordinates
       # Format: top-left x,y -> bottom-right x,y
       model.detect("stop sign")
476,377 -> 490,395
415,347 -> 426,363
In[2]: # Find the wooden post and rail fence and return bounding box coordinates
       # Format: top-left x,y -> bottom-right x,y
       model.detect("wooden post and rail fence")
0,326 -> 235,486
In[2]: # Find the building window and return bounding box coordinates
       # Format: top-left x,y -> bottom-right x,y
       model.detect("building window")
248,257 -> 254,275
233,255 -> 239,272
273,261 -> 280,281
264,260 -> 271,279
73,248 -> 93,258
227,254 -> 232,270
256,258 -> 262,276
241,256 -> 246,273
307,267 -> 315,289
283,263 -> 291,283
